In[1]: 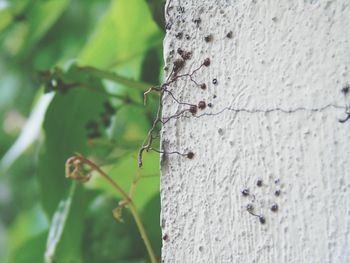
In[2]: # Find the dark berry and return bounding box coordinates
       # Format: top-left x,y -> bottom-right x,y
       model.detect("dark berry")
271,203 -> 278,212
198,101 -> 206,110
203,58 -> 210,66
256,179 -> 263,187
204,35 -> 213,42
189,105 -> 197,115
241,188 -> 249,196
341,84 -> 349,95
187,152 -> 194,159
259,216 -> 266,224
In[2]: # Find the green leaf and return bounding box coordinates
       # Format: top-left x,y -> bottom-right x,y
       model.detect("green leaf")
17,0 -> 70,57
78,0 -> 162,69
140,47 -> 162,85
0,0 -> 31,33
87,151 -> 160,212
45,183 -> 93,263
10,231 -> 48,263
82,195 -> 147,262
111,105 -> 150,141
44,184 -> 75,263
0,92 -> 54,173
7,204 -> 49,262
145,0 -> 166,31
0,9 -> 13,33
141,193 -> 161,258
38,88 -> 107,217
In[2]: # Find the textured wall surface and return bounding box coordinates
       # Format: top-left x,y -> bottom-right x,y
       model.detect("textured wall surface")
161,1 -> 350,262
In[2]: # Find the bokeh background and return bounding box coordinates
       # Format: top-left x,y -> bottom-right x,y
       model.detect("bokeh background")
0,0 -> 165,262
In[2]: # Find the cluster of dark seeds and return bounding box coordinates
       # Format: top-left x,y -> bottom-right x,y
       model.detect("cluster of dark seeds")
241,178 -> 282,224
177,48 -> 192,60
175,32 -> 183,39
85,101 -> 116,139
86,121 -> 100,139
157,9 -> 236,165
173,59 -> 185,74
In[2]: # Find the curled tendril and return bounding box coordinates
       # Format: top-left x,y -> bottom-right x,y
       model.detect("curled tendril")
65,155 -> 132,204
65,156 -> 92,182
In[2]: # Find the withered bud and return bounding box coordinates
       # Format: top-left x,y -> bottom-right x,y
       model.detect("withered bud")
173,59 -> 185,73
189,105 -> 197,115
198,101 -> 206,110
203,58 -> 210,66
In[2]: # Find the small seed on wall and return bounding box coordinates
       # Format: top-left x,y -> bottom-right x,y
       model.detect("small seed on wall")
203,58 -> 210,66
187,152 -> 195,159
189,105 -> 197,115
198,101 -> 206,110
341,83 -> 349,95
259,215 -> 266,224
241,188 -> 249,196
256,179 -> 263,187
271,203 -> 278,212
204,34 -> 213,42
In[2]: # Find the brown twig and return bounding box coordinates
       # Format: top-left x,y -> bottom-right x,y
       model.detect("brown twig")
138,59 -> 210,167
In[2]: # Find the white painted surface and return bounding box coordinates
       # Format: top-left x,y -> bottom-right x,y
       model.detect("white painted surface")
161,1 -> 350,262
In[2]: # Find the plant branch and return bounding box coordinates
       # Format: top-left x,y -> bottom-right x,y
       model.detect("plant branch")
76,66 -> 154,91
65,155 -> 158,263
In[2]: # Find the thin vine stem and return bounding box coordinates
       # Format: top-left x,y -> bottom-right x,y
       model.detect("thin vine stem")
65,155 -> 157,263
76,66 -> 153,91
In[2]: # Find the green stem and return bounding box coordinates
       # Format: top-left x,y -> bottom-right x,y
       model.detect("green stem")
76,66 -> 153,91
129,203 -> 158,263
95,166 -> 158,263
66,156 -> 158,263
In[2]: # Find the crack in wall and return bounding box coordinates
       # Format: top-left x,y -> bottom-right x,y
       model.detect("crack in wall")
162,103 -> 348,123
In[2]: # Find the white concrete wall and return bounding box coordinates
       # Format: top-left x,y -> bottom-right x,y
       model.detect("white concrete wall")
161,1 -> 350,262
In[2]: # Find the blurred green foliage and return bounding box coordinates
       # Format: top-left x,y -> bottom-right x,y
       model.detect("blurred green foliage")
0,0 -> 165,262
